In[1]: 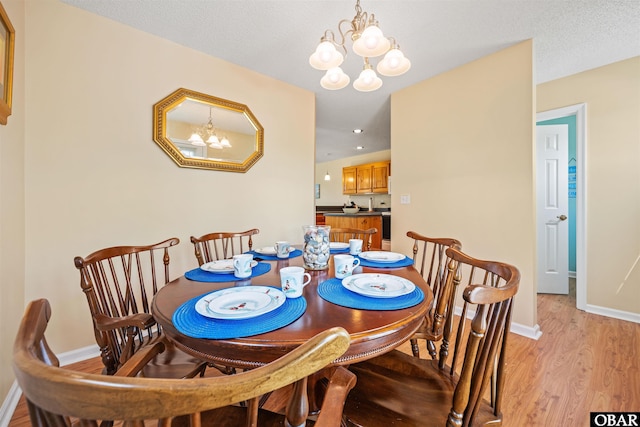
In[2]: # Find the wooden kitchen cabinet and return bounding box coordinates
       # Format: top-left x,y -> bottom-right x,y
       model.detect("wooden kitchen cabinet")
325,215 -> 382,249
371,161 -> 390,193
356,165 -> 372,193
343,161 -> 390,195
342,167 -> 357,194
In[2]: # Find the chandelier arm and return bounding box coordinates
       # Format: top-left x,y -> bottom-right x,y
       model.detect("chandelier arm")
323,29 -> 348,58
386,37 -> 399,49
352,11 -> 368,35
325,2 -> 373,59
334,21 -> 354,57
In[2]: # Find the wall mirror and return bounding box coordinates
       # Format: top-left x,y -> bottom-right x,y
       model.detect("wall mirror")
153,88 -> 264,172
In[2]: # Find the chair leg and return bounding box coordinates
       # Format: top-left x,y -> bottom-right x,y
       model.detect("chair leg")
307,370 -> 325,415
410,338 -> 420,357
285,377 -> 309,427
246,397 -> 259,427
427,340 -> 437,359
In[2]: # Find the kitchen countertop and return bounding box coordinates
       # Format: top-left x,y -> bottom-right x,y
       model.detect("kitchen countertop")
316,206 -> 390,215
323,211 -> 383,217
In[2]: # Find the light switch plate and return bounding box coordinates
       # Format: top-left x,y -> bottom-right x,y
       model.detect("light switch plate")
400,194 -> 411,204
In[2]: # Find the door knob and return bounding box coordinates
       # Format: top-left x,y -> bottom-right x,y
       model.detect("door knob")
557,215 -> 568,221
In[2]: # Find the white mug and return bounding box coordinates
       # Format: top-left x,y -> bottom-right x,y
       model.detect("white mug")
279,266 -> 311,298
233,254 -> 254,279
349,239 -> 363,255
275,241 -> 291,259
334,254 -> 361,279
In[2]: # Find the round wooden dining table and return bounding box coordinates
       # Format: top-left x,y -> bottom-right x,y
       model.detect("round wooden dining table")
151,251 -> 433,426
152,253 -> 433,368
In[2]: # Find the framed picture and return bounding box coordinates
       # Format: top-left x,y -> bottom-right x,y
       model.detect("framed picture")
315,184 -> 320,199
0,2 -> 14,125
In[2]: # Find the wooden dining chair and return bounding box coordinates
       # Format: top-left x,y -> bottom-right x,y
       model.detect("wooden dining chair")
74,238 -> 209,378
342,247 -> 520,427
406,231 -> 462,359
190,228 -> 260,265
329,227 -> 378,251
13,299 -> 355,427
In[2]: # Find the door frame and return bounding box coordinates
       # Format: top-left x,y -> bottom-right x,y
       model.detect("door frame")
537,103 -> 587,310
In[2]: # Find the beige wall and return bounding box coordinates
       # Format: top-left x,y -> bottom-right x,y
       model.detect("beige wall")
0,0 -> 25,405
0,0 -> 315,399
316,150 -> 391,207
390,41 -> 537,328
2,0 -> 638,406
538,57 -> 640,314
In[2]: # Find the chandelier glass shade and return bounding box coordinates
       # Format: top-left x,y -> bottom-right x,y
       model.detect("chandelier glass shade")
309,0 -> 410,92
188,107 -> 231,149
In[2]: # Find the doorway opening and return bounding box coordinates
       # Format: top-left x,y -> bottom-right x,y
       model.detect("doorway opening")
536,104 -> 587,310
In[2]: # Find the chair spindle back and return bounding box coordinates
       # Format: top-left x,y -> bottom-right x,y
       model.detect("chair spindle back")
190,229 -> 259,265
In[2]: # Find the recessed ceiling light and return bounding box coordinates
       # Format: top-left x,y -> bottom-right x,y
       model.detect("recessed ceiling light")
353,129 -> 363,134
356,146 -> 364,150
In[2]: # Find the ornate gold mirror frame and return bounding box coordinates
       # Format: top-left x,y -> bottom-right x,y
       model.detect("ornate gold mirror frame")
153,88 -> 264,172
0,2 -> 15,125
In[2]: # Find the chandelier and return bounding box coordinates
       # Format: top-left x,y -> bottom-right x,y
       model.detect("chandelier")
309,0 -> 411,92
188,107 -> 231,149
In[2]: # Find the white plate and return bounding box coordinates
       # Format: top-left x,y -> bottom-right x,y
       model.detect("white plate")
195,286 -> 285,319
200,259 -> 258,274
208,291 -> 271,315
255,247 -> 295,256
330,242 -> 349,249
358,251 -> 406,263
255,247 -> 277,255
342,273 -> 415,298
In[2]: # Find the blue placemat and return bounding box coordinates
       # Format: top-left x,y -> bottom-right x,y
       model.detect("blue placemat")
184,262 -> 271,283
246,249 -> 303,261
173,289 -> 307,339
330,247 -> 350,254
357,255 -> 414,268
317,278 -> 424,310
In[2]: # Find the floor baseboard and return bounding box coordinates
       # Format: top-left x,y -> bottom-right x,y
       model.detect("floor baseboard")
0,344 -> 99,426
0,382 -> 21,427
585,304 -> 640,324
454,306 -> 542,340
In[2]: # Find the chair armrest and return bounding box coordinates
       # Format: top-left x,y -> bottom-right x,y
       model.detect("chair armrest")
93,313 -> 155,331
113,340 -> 166,378
314,366 -> 357,427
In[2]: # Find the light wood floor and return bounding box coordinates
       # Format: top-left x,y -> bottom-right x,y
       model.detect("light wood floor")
9,281 -> 640,426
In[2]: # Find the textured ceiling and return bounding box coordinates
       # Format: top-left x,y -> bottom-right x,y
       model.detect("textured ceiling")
61,0 -> 640,162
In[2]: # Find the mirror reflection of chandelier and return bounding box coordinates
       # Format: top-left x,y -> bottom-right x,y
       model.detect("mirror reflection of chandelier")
309,0 -> 410,92
188,107 -> 231,149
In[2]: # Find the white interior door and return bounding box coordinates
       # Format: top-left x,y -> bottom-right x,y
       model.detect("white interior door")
536,124 -> 569,294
